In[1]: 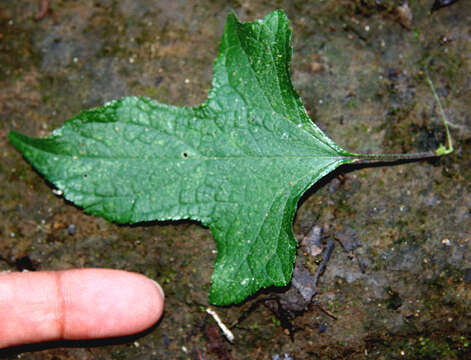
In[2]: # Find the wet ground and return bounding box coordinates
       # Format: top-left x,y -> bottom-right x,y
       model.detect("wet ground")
1,0 -> 470,359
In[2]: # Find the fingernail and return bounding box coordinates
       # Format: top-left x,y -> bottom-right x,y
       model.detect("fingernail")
150,279 -> 165,300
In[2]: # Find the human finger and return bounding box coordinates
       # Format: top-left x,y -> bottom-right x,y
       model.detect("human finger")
0,268 -> 164,348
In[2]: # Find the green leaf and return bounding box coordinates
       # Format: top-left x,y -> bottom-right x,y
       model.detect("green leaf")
8,10 -> 449,305
9,11 -> 355,305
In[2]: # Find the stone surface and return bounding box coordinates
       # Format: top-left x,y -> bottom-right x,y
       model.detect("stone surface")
1,0 -> 470,359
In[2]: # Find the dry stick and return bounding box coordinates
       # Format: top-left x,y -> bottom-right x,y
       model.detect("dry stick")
35,0 -> 49,20
206,308 -> 234,343
312,238 -> 335,288
314,303 -> 338,320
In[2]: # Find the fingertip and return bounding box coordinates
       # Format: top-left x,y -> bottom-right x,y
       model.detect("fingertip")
150,279 -> 165,301
61,269 -> 165,340
130,273 -> 165,331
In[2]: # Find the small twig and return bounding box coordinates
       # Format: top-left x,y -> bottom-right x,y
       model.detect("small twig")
35,0 -> 50,20
313,303 -> 338,320
313,237 -> 335,287
195,348 -> 206,360
206,308 -> 234,343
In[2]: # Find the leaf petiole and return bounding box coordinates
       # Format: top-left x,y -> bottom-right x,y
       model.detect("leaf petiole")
350,68 -> 453,163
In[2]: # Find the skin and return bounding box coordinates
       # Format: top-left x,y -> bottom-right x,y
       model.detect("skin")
0,268 -> 165,349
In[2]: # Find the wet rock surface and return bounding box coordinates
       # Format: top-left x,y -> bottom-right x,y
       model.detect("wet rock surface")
1,0 -> 470,359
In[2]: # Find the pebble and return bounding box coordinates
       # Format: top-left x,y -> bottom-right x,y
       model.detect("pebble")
67,224 -> 76,236
318,323 -> 328,333
302,225 -> 323,256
